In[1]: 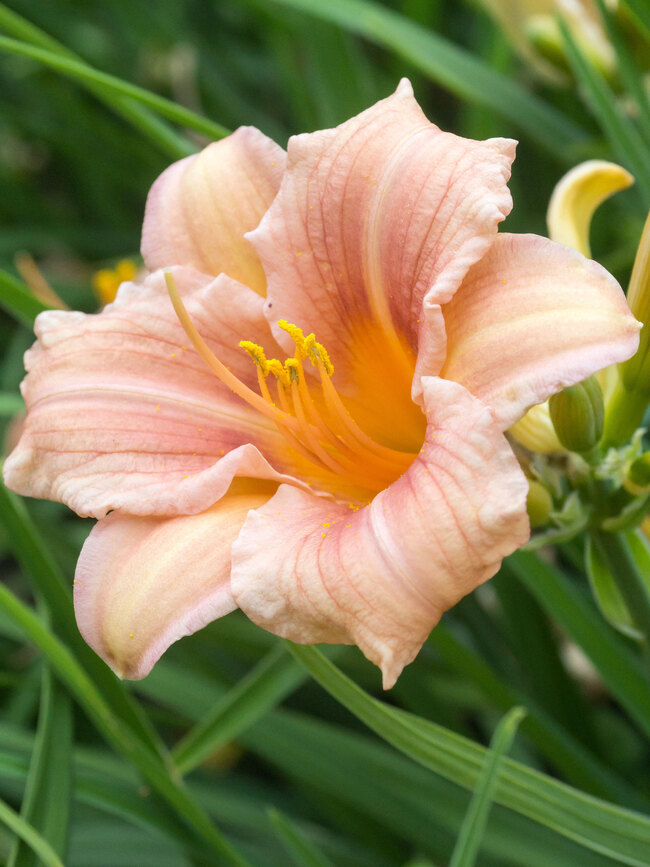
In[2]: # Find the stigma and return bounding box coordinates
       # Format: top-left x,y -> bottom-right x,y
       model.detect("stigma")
165,272 -> 415,491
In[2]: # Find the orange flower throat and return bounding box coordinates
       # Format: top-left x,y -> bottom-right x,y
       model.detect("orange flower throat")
165,272 -> 416,491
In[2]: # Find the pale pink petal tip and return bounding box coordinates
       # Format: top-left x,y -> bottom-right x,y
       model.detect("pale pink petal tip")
74,491 -> 269,679
141,127 -> 286,292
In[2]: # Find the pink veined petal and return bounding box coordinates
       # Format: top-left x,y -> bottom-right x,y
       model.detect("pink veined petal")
249,79 -> 515,402
440,233 -> 642,430
141,127 -> 286,294
75,489 -> 271,679
231,377 -> 529,688
3,267 -> 306,518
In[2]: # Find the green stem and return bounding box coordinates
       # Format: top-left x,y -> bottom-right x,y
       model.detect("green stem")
602,382 -> 649,448
592,530 -> 650,676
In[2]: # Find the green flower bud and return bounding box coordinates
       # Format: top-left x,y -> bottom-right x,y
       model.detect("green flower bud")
526,480 -> 553,528
624,452 -> 650,496
549,376 -> 604,453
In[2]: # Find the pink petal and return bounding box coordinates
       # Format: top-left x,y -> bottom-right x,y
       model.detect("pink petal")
231,377 -> 529,688
75,488 -> 270,679
141,127 -> 286,294
440,233 -> 642,429
3,267 -> 304,518
250,79 -> 514,398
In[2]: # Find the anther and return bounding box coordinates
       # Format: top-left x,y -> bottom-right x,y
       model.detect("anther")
278,320 -> 307,358
239,341 -> 269,375
267,358 -> 290,389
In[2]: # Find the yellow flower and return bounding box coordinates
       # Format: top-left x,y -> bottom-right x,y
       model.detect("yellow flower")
92,259 -> 138,306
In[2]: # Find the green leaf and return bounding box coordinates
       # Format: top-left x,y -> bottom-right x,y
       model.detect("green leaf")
585,536 -> 642,640
429,623 -> 646,807
619,0 -> 650,42
267,808 -> 335,867
173,643 -> 306,774
449,707 -> 526,867
0,36 -> 229,144
7,667 -> 73,867
593,0 -> 650,147
0,580 -> 252,867
0,796 -> 64,867
252,0 -> 587,159
0,393 -> 24,416
0,270 -> 48,328
287,643 -> 650,866
592,530 -> 650,660
507,550 -> 650,739
0,3 -> 195,159
558,16 -> 650,206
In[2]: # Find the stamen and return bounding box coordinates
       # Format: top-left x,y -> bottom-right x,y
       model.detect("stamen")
278,320 -> 307,359
239,340 -> 269,375
311,356 -> 413,470
167,276 -> 416,489
165,272 -> 296,431
286,363 -> 348,475
304,334 -> 334,376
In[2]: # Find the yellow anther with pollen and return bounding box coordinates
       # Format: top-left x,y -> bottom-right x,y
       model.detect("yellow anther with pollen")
266,358 -> 290,388
278,320 -> 307,358
285,358 -> 301,383
239,341 -> 269,375
304,334 -> 334,376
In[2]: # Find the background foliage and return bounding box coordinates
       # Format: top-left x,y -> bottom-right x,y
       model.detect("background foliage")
1,1 -> 650,865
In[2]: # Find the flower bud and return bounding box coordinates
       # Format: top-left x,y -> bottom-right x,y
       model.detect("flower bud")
549,376 -> 604,453
526,480 -> 553,528
624,452 -> 650,496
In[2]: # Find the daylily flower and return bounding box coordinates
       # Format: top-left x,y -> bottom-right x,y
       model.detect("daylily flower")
3,81 -> 640,687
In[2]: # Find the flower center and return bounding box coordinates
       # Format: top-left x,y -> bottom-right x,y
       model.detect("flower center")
165,272 -> 416,491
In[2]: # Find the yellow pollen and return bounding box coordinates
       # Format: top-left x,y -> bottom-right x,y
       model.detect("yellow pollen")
267,358 -> 290,389
304,334 -> 334,376
239,341 -> 269,375
278,320 -> 307,358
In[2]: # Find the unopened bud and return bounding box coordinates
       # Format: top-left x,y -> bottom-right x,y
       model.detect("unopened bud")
526,480 -> 553,528
549,376 -> 604,453
624,452 -> 650,496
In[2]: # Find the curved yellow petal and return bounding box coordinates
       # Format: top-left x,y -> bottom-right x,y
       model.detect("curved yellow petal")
547,160 -> 634,257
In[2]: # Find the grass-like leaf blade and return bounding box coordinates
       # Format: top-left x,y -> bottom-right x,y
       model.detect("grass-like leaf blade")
7,667 -> 72,867
0,579 -> 253,867
0,3 -> 195,159
559,15 -> 650,205
173,643 -> 306,774
267,808 -> 336,867
449,707 -> 526,867
0,36 -> 229,143
0,270 -> 48,328
0,796 -> 64,867
255,0 -> 587,159
507,550 -> 650,740
287,642 -> 650,866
